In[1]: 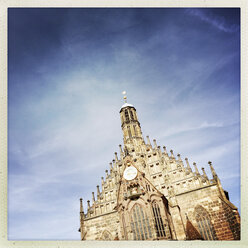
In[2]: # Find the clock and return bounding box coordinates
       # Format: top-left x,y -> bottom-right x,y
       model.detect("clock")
123,166 -> 138,181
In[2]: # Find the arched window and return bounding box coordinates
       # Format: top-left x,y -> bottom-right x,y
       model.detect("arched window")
130,110 -> 134,120
125,109 -> 129,121
152,201 -> 166,238
130,204 -> 152,240
194,205 -> 216,240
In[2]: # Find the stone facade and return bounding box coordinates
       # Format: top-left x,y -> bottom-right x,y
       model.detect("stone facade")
79,100 -> 240,240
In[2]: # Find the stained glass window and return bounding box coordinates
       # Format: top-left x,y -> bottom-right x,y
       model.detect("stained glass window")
131,204 -> 152,240
195,206 -> 215,240
152,201 -> 166,238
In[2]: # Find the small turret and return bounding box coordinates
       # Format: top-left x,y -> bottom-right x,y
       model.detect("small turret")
92,192 -> 95,203
201,167 -> 209,181
153,139 -> 158,149
96,185 -> 100,199
109,162 -> 113,172
208,161 -> 218,179
185,158 -> 192,170
79,198 -> 85,240
87,200 -> 90,210
170,149 -> 175,159
157,146 -> 162,156
80,198 -> 84,214
177,153 -> 182,162
146,135 -> 151,146
119,144 -> 123,157
163,146 -> 168,155
193,162 -> 200,175
115,152 -> 118,162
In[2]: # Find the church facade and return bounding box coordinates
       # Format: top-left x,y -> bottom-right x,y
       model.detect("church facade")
79,99 -> 240,241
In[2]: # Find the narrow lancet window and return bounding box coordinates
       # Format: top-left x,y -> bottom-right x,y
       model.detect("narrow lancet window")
152,201 -> 166,238
125,109 -> 129,121
130,110 -> 134,120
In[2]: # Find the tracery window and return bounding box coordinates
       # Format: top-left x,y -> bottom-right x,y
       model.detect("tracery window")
125,109 -> 129,121
130,204 -> 152,240
152,201 -> 166,238
195,205 -> 216,240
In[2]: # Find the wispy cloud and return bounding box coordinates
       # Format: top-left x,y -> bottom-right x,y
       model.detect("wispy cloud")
185,9 -> 240,33
8,8 -> 240,239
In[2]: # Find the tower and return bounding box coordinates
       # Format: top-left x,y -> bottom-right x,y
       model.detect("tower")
120,92 -> 144,149
79,94 -> 240,241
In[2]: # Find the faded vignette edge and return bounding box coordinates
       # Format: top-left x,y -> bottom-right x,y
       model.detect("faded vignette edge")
0,0 -> 247,248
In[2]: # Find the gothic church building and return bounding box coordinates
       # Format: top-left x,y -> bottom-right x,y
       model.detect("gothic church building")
79,98 -> 240,240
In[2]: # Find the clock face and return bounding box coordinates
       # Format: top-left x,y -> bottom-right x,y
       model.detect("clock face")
123,166 -> 138,181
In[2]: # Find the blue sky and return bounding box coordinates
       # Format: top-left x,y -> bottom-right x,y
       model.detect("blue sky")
8,8 -> 240,240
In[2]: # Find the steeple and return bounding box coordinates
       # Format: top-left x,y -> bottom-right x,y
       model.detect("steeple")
120,92 -> 144,148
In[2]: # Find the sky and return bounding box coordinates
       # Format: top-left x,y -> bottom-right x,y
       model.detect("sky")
8,8 -> 240,240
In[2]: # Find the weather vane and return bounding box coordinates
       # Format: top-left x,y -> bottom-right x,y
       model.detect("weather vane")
122,91 -> 127,103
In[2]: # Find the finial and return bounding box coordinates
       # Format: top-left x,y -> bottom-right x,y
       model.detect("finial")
170,149 -> 175,158
122,91 -> 127,103
92,192 -> 95,202
96,185 -> 100,198
109,162 -> 113,171
177,154 -> 182,161
146,135 -> 151,146
163,146 -> 168,154
153,139 -> 158,148
201,167 -> 208,179
185,157 -> 189,165
119,144 -> 123,155
87,200 -> 90,209
185,158 -> 192,171
105,170 -> 108,177
115,152 -> 118,161
193,162 -> 200,174
80,198 -> 84,213
208,161 -> 217,179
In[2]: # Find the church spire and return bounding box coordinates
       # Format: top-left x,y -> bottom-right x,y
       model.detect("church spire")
119,92 -> 144,147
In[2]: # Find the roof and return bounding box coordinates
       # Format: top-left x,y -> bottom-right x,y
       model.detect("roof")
120,102 -> 134,110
